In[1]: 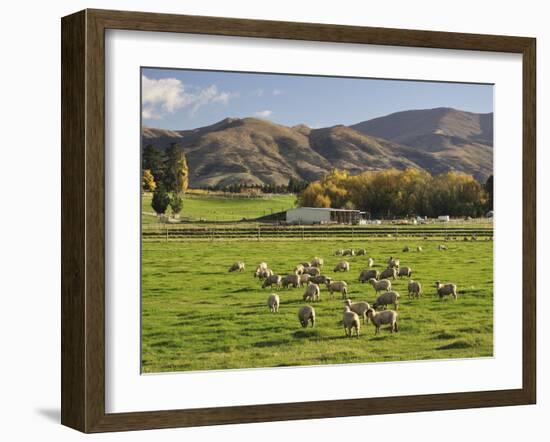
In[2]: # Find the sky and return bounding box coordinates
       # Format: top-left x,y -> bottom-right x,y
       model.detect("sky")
141,67 -> 493,130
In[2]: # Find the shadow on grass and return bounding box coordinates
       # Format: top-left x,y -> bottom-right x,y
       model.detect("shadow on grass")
437,339 -> 474,350
292,329 -> 321,339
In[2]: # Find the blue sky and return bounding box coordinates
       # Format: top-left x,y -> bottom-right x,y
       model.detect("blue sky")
141,67 -> 493,130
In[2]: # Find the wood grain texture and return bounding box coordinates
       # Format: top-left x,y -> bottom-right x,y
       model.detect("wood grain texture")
60,8 -> 537,433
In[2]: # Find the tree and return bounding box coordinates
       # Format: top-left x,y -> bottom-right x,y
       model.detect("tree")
151,185 -> 170,215
142,144 -> 165,184
141,169 -> 156,192
164,143 -> 189,194
170,193 -> 183,216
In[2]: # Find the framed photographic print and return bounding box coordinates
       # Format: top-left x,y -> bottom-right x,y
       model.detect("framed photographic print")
61,9 -> 536,433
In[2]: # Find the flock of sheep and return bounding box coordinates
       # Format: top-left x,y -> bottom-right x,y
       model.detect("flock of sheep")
228,245 -> 458,339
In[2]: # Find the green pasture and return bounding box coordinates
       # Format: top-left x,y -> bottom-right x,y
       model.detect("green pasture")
141,239 -> 493,373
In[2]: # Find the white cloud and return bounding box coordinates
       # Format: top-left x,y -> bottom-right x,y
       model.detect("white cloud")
272,89 -> 283,96
141,75 -> 236,120
254,110 -> 273,118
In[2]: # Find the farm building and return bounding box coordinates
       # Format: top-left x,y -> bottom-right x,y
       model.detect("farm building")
286,207 -> 365,225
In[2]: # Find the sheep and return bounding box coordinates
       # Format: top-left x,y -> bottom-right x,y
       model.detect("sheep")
343,248 -> 356,256
262,274 -> 282,289
228,261 -> 245,272
367,257 -> 374,268
254,262 -> 268,277
303,282 -> 321,302
281,273 -> 301,289
334,249 -> 344,256
256,268 -> 274,280
358,269 -> 379,283
366,308 -> 398,334
435,281 -> 458,300
417,246 -> 423,252
380,267 -> 397,280
387,257 -> 400,268
300,261 -> 311,268
402,246 -> 410,252
342,306 -> 360,338
309,275 -> 332,285
407,280 -> 422,299
356,248 -> 367,256
397,266 -> 412,278
311,257 -> 324,268
373,291 -> 400,310
267,293 -> 280,313
303,266 -> 321,277
438,244 -> 448,251
334,260 -> 350,272
344,299 -> 371,324
326,280 -> 348,299
294,264 -> 305,275
299,273 -> 311,286
368,278 -> 392,293
298,305 -> 315,328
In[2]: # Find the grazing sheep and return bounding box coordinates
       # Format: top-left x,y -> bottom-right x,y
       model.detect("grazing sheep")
343,249 -> 356,256
326,280 -> 348,299
254,262 -> 268,277
417,246 -> 423,252
435,281 -> 458,300
438,244 -> 448,251
344,299 -> 371,324
334,260 -> 350,272
303,282 -> 321,302
366,308 -> 398,334
311,257 -> 324,268
281,274 -> 301,289
298,305 -> 315,328
299,273 -> 311,286
303,266 -> 321,277
358,269 -> 379,283
380,267 -> 397,280
356,248 -> 367,256
334,249 -> 344,256
387,257 -> 400,268
300,261 -> 311,268
402,246 -> 411,252
368,278 -> 392,293
407,280 -> 422,299
373,291 -> 400,310
342,306 -> 360,338
310,275 -> 332,285
262,274 -> 282,289
267,293 -> 280,313
367,257 -> 374,268
294,264 -> 305,275
256,268 -> 274,280
397,266 -> 412,278
228,261 -> 245,272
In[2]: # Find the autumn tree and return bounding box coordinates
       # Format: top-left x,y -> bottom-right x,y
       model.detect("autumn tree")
164,143 -> 189,194
141,169 -> 156,192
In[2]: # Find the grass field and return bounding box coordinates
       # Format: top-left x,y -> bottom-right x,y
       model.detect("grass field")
142,192 -> 296,224
141,238 -> 493,373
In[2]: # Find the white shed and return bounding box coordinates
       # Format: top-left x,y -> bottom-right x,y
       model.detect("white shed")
286,207 -> 364,225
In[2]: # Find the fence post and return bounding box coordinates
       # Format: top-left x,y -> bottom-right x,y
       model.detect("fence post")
302,226 -> 305,240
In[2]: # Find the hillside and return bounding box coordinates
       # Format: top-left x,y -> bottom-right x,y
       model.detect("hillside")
142,108 -> 493,187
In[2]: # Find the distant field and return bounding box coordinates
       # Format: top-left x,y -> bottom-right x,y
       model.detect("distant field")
141,239 -> 493,373
142,191 -> 296,224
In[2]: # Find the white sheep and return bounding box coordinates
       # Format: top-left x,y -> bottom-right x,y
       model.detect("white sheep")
417,246 -> 423,252
368,278 -> 392,293
311,257 -> 324,267
407,280 -> 422,299
343,248 -> 356,256
358,269 -> 379,283
366,308 -> 398,334
344,299 -> 371,324
254,262 -> 268,277
256,268 -> 274,280
304,266 -> 321,277
342,306 -> 360,338
262,274 -> 282,289
334,260 -> 350,272
298,305 -> 315,328
334,249 -> 344,256
356,248 -> 367,256
367,257 -> 374,268
300,261 -> 311,268
294,264 -> 305,275
435,281 -> 458,299
310,275 -> 332,285
281,274 -> 301,288
326,280 -> 348,299
380,267 -> 397,280
438,244 -> 448,251
387,257 -> 400,268
397,266 -> 412,278
303,282 -> 321,302
267,293 -> 280,313
300,273 -> 311,286
228,261 -> 245,272
373,291 -> 400,310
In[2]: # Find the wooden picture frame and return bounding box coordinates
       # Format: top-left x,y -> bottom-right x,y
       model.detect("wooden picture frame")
61,8 -> 536,433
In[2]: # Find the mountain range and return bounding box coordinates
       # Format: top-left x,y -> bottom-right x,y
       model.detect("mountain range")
142,107 -> 493,188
